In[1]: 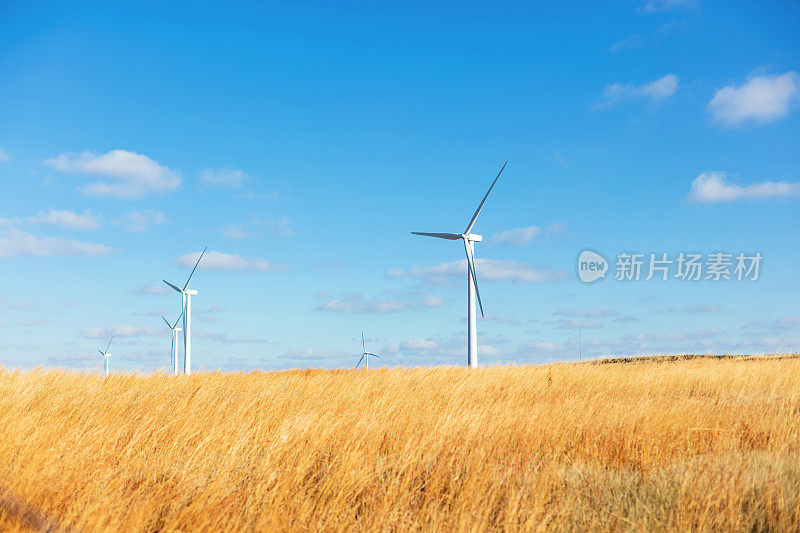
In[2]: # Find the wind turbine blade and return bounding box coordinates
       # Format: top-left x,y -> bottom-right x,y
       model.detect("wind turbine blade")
362,331 -> 365,354
172,310 -> 184,329
183,246 -> 207,291
464,240 -> 484,317
163,280 -> 182,293
105,337 -> 113,354
162,316 -> 171,328
366,353 -> 381,358
411,232 -> 462,240
464,161 -> 507,235
356,354 -> 365,368
98,350 -> 104,356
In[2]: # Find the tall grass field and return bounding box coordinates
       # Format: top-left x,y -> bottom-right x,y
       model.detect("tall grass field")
1,356 -> 799,531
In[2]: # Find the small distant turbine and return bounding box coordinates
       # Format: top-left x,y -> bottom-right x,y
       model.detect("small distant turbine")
356,331 -> 381,369
98,337 -> 113,377
412,162 -> 507,367
164,246 -> 207,375
162,312 -> 183,375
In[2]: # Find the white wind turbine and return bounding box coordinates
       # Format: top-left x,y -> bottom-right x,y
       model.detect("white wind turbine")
163,247 -> 206,375
412,161 -> 507,368
355,331 -> 381,369
162,311 -> 183,375
98,337 -> 113,377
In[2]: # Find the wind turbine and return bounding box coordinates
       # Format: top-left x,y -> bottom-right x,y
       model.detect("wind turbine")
412,161 -> 507,368
163,246 -> 206,375
356,331 -> 381,369
98,337 -> 113,377
162,312 -> 183,375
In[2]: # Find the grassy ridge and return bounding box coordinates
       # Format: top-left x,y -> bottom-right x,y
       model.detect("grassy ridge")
1,357 -> 799,531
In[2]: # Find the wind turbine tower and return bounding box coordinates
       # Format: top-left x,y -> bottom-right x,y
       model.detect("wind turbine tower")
162,312 -> 183,375
98,337 -> 113,377
412,162 -> 507,367
356,331 -> 381,369
163,247 -> 206,375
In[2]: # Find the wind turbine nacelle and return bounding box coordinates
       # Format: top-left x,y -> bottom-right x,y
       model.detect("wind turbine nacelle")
185,289 -> 198,295
467,234 -> 482,242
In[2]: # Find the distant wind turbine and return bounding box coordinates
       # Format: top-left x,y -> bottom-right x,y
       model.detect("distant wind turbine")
163,246 -> 206,375
162,311 -> 183,375
412,161 -> 507,367
356,331 -> 381,369
98,337 -> 113,377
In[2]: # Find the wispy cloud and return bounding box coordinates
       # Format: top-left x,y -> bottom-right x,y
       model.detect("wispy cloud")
555,319 -> 605,330
174,250 -> 290,272
707,71 -> 799,127
596,74 -> 679,108
489,223 -> 565,246
0,147 -> 10,162
81,324 -> 160,339
389,259 -> 569,284
45,149 -> 180,198
555,309 -> 616,318
113,209 -> 168,233
0,222 -> 114,258
221,216 -> 292,240
688,171 -> 800,203
137,282 -> 168,295
26,210 -> 101,231
609,34 -> 644,52
200,166 -> 249,189
317,291 -> 443,315
686,304 -> 723,313
639,0 -> 700,14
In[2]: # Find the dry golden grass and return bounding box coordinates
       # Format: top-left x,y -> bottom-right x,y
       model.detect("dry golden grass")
1,356 -> 799,531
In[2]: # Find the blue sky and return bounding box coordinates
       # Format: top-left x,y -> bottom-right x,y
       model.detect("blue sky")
1,0 -> 798,371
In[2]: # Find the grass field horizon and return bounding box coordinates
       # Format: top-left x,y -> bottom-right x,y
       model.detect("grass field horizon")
2,355 -> 799,531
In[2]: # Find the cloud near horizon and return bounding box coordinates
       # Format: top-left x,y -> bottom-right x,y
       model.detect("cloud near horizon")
688,171 -> 800,203
45,149 -> 181,198
389,259 -> 570,284
174,250 -> 290,272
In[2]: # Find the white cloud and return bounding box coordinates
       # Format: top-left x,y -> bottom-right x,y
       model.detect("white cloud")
490,223 -> 564,246
26,210 -> 101,231
137,282 -> 168,295
279,349 -> 351,362
640,0 -> 699,13
556,319 -> 605,330
45,149 -> 181,198
686,304 -> 723,314
113,209 -> 167,233
390,259 -> 569,284
597,74 -> 679,108
174,250 -> 290,272
707,71 -> 799,126
0,225 -> 114,258
317,290 -> 444,315
609,34 -> 644,52
555,309 -> 616,318
688,171 -> 800,203
81,324 -> 160,339
320,293 -> 405,314
0,147 -> 10,162
221,224 -> 249,241
221,216 -> 292,240
200,166 -> 249,189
